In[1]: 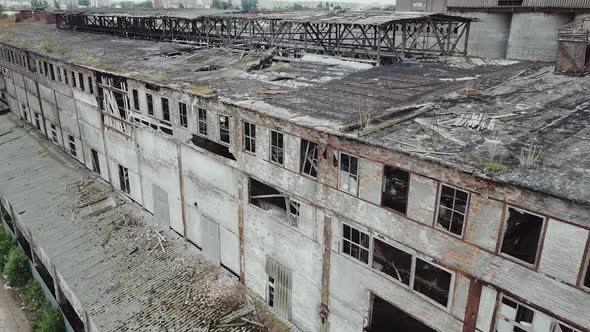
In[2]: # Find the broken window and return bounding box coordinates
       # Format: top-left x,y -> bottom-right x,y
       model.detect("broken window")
197,108 -> 207,136
338,152 -> 359,195
71,71 -> 76,88
191,135 -> 236,160
436,184 -> 468,237
500,207 -> 545,265
50,124 -> 58,143
179,102 -> 188,128
79,73 -> 85,91
132,89 -> 139,110
300,139 -> 318,178
368,295 -> 436,332
497,297 -> 535,332
413,258 -> 452,307
243,121 -> 256,154
68,135 -> 77,158
381,166 -> 410,214
249,177 -> 287,213
161,97 -> 170,122
270,130 -> 284,165
146,93 -> 153,115
342,223 -> 370,264
49,64 -> 55,80
552,322 -> 581,332
88,77 -> 94,94
219,114 -> 230,145
288,200 -> 300,227
372,239 -> 412,286
118,164 -> 130,194
267,276 -> 275,307
91,149 -> 100,175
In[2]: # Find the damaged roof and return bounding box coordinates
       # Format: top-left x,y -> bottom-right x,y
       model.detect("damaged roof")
0,115 -> 285,331
2,21 -> 590,206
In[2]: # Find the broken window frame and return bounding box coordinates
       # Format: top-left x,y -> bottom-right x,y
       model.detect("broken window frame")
179,102 -> 188,128
342,223 -> 370,264
161,97 -> 170,122
499,206 -> 546,267
381,166 -> 410,215
91,149 -> 101,175
118,164 -> 130,194
219,114 -> 231,145
249,177 -> 300,227
68,134 -> 77,158
288,199 -> 300,227
338,152 -> 360,196
243,121 -> 256,154
197,108 -> 207,137
132,89 -> 139,111
372,237 -> 414,287
435,183 -> 469,238
497,295 -> 583,332
300,139 -> 319,178
270,130 -> 284,166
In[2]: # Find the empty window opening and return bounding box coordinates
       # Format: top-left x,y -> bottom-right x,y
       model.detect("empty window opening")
270,130 -> 284,165
118,165 -> 130,194
63,68 -> 68,85
71,71 -> 77,88
161,97 -> 170,121
219,114 -> 230,144
49,64 -> 55,80
243,121 -> 256,154
267,276 -> 275,307
249,177 -> 287,214
146,93 -> 154,115
68,135 -> 77,158
436,184 -> 468,237
32,251 -> 55,297
88,77 -> 94,94
179,102 -> 188,128
300,139 -> 318,178
381,166 -> 409,214
197,108 -> 207,136
342,223 -> 370,264
413,258 -> 452,307
191,135 -> 236,160
34,113 -> 41,131
584,254 -> 590,289
368,295 -> 436,332
500,207 -> 545,265
338,152 -> 359,195
91,149 -> 101,175
79,73 -> 85,91
372,239 -> 412,286
160,126 -> 173,136
132,89 -> 139,110
50,124 -> 58,143
56,67 -> 62,82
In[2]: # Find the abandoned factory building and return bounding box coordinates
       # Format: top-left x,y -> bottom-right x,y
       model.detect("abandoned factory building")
1,9 -> 590,332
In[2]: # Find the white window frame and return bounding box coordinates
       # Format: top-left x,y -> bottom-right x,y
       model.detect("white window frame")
498,205 -> 546,267
338,152 -> 360,196
218,113 -> 231,145
434,183 -> 469,238
269,129 -> 284,166
243,121 -> 256,154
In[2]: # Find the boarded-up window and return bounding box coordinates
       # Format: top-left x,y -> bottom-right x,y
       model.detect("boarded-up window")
381,166 -> 409,214
265,257 -> 291,319
500,207 -> 545,265
338,152 -> 359,195
342,223 -> 369,264
436,184 -> 468,237
413,258 -> 452,307
372,239 -> 412,286
300,139 -> 318,178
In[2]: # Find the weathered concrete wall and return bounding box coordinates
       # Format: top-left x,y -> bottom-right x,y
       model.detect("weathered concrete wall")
463,12 -> 512,59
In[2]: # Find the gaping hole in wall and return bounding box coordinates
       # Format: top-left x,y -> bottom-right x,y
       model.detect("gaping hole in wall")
381,166 -> 409,214
372,239 -> 411,286
368,295 -> 436,332
191,135 -> 236,160
500,207 -> 544,265
249,178 -> 287,217
413,258 -> 451,307
300,139 -> 318,178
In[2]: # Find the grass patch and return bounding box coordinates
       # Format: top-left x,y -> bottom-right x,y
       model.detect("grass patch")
189,86 -> 212,95
483,161 -> 508,173
0,228 -> 16,270
38,40 -> 54,53
4,246 -> 31,288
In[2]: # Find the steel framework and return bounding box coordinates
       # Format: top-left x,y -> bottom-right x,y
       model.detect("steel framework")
55,12 -> 473,64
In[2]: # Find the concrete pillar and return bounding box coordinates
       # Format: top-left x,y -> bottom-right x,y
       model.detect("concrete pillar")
506,12 -> 574,62
460,12 -> 512,60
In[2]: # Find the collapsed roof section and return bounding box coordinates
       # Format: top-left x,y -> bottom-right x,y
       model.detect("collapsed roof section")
54,11 -> 474,65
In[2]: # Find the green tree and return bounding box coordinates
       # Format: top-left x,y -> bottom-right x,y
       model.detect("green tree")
78,0 -> 90,6
31,0 -> 49,8
383,4 -> 394,11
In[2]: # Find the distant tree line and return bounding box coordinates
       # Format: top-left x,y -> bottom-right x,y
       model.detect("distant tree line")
31,0 -> 49,9
113,0 -> 153,8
